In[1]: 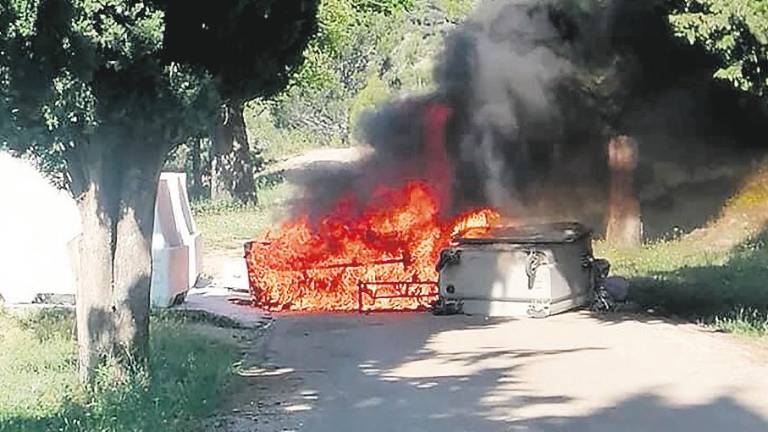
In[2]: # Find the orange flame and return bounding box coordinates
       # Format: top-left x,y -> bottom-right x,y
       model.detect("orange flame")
245,181 -> 499,312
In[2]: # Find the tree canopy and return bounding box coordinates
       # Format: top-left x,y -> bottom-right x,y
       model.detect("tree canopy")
0,0 -> 318,158
166,0 -> 318,105
0,0 -> 222,192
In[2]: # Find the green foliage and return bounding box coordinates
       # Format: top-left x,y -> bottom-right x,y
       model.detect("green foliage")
266,0 -> 408,142
248,0 -> 478,161
0,0 -> 221,174
1,0 -> 319,182
165,0 -> 319,103
353,0 -> 414,14
436,0 -> 475,21
597,231 -> 768,337
670,0 -> 768,97
246,100 -> 345,162
349,75 -> 391,132
710,307 -> 768,336
2,0 -> 474,175
0,309 -> 238,432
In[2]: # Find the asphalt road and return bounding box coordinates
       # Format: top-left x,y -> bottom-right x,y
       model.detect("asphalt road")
239,312 -> 768,432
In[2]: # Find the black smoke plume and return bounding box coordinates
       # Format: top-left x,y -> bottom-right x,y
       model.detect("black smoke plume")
291,0 -> 766,238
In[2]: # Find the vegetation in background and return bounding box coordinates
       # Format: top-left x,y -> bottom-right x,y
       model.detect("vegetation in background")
250,0 -> 768,169
0,309 -> 238,432
172,0 -> 477,201
183,1 -> 320,204
710,307 -> 768,337
670,0 -> 768,98
244,0 -> 477,163
598,235 -> 768,337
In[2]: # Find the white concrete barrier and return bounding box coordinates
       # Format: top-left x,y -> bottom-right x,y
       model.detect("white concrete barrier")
150,173 -> 203,307
0,153 -> 202,308
168,173 -> 203,291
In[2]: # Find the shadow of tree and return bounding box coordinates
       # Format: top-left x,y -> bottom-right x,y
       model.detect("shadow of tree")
240,311 -> 768,432
510,394 -> 768,432
269,314 -> 595,431
623,230 -> 768,324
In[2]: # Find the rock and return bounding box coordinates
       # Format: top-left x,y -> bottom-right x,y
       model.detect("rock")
604,276 -> 630,302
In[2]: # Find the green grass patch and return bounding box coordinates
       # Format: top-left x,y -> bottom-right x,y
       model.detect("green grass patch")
0,309 -> 239,432
709,307 -> 768,337
597,233 -> 768,338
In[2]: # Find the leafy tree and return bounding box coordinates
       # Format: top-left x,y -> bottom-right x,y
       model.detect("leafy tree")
166,1 -> 319,204
258,0 -> 476,156
0,0 -> 317,381
670,0 -> 768,97
268,0 -> 410,144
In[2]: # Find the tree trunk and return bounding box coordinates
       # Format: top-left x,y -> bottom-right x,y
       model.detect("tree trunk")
210,102 -> 256,203
189,137 -> 203,200
67,141 -> 165,383
605,135 -> 642,247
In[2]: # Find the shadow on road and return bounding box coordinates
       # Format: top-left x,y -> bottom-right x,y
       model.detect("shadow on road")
511,394 -> 768,432
243,312 -> 768,432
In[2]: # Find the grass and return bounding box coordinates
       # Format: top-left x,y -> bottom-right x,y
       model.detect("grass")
0,308 -> 239,432
193,174 -> 298,254
597,235 -> 768,337
710,307 -> 768,337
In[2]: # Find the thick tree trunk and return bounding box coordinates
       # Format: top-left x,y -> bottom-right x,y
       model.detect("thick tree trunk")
605,135 -> 642,247
210,102 -> 256,203
68,141 -> 164,383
